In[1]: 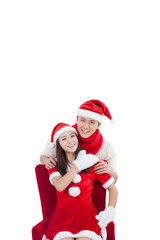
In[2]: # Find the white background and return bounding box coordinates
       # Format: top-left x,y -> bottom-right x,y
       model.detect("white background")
0,1 -> 160,239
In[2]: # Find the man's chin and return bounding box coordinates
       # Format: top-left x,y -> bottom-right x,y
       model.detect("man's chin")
80,132 -> 91,138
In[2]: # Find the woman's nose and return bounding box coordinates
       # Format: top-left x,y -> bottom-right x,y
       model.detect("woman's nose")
67,137 -> 72,143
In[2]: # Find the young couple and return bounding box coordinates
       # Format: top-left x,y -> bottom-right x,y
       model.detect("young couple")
40,99 -> 118,240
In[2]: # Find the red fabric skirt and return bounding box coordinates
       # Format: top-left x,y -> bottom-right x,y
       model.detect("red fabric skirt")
43,204 -> 102,240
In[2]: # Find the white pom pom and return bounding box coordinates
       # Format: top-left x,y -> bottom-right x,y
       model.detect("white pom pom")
68,187 -> 80,197
72,174 -> 81,183
49,142 -> 55,148
110,118 -> 115,124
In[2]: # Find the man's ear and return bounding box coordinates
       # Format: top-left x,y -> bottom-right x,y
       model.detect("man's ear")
97,122 -> 101,129
76,116 -> 79,123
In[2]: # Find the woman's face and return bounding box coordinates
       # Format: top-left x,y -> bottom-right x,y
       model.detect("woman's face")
76,116 -> 100,138
58,131 -> 78,153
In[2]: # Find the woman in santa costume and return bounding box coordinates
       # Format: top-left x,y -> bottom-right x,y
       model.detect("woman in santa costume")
40,99 -> 118,183
42,123 -> 118,240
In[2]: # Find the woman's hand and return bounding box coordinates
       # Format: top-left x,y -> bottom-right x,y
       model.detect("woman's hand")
73,150 -> 99,172
45,157 -> 56,170
94,160 -> 111,174
96,206 -> 116,228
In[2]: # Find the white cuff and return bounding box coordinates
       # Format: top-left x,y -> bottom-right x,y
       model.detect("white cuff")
49,172 -> 61,186
102,177 -> 115,189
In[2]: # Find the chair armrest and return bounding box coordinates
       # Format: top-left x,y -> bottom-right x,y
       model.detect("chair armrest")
106,221 -> 115,240
32,219 -> 49,240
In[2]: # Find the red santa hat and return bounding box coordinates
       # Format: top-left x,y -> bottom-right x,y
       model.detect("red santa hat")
50,123 -> 77,148
77,99 -> 114,123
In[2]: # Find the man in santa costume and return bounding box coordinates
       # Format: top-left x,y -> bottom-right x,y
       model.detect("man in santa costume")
40,99 -> 118,183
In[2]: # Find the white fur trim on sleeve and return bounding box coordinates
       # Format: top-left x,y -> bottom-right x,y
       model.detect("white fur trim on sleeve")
102,177 -> 115,189
49,172 -> 61,186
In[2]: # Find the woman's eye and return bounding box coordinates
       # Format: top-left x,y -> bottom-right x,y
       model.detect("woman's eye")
71,134 -> 75,137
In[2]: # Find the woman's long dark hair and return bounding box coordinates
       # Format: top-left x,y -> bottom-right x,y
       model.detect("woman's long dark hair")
56,136 -> 90,176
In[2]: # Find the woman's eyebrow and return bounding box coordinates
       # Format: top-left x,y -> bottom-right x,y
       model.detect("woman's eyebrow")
59,135 -> 66,139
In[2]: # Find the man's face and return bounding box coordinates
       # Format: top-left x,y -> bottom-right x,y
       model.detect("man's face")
76,116 -> 100,138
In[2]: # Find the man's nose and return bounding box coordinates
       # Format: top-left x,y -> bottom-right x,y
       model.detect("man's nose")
83,122 -> 89,128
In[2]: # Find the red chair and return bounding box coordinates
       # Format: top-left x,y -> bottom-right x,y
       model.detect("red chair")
32,164 -> 115,240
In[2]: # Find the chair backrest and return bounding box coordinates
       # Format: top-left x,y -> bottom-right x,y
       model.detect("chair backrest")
35,164 -> 57,220
35,164 -> 106,220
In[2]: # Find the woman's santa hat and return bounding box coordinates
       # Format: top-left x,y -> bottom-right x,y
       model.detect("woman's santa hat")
50,122 -> 77,148
77,99 -> 115,123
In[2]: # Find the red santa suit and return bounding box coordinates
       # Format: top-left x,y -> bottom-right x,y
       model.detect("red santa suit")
42,163 -> 115,240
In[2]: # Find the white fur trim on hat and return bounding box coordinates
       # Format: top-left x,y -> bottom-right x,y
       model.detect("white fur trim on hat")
68,187 -> 80,197
77,109 -> 103,122
54,126 -> 77,142
54,126 -> 77,143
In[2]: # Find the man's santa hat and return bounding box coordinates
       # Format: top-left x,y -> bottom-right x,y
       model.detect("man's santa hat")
50,122 -> 77,148
77,99 -> 115,123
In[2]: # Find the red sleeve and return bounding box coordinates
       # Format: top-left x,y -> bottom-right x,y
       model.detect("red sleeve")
48,166 -> 58,176
91,163 -> 115,189
48,166 -> 61,185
